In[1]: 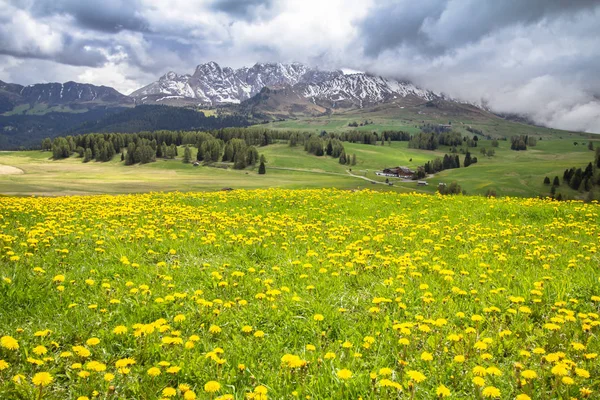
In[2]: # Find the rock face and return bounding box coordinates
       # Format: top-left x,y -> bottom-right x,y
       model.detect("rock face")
132,61 -> 440,109
299,73 -> 438,109
132,61 -> 345,106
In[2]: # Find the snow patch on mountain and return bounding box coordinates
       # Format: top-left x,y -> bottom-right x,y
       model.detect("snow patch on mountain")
132,62 -> 440,108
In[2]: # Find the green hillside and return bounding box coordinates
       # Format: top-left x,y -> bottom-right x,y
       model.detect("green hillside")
1,134 -> 598,198
263,103 -> 584,139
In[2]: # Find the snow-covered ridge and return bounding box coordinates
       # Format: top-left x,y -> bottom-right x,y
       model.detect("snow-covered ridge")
132,62 -> 343,106
131,62 -> 438,108
301,74 -> 438,108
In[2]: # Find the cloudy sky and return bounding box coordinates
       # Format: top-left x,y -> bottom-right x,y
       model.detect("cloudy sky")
1,0 -> 600,132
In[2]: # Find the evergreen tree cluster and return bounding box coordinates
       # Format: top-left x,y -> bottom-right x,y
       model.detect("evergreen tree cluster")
562,162 -> 596,191
548,149 -> 600,201
408,133 -> 438,150
510,135 -> 536,151
463,151 -> 478,167
438,131 -> 464,147
380,131 -> 411,141
124,140 -> 156,165
304,136 -> 326,156
423,154 -> 461,174
70,105 -> 249,134
220,138 -> 259,169
325,138 -> 345,158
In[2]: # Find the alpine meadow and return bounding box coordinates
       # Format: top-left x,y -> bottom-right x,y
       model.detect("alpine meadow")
2,1 -> 600,400
0,190 -> 598,400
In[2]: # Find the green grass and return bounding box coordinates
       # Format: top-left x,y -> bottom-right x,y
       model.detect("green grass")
0,136 -> 598,197
0,190 -> 598,399
262,105 -> 587,140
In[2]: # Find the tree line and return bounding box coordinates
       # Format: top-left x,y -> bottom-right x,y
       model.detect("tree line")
543,146 -> 600,201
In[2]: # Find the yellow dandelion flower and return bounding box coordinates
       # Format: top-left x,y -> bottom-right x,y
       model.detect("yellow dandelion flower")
337,369 -> 352,380
0,336 -> 19,350
32,372 -> 53,387
481,386 -> 501,398
204,381 -> 221,393
436,385 -> 451,397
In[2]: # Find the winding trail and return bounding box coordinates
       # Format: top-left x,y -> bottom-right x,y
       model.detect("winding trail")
268,166 -> 431,192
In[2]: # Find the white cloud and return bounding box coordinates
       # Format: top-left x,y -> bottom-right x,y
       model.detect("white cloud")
1,0 -> 599,132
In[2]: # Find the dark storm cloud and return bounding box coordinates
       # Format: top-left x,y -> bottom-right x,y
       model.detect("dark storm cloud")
360,0 -> 600,56
31,0 -> 149,33
0,45 -> 106,67
210,0 -> 273,20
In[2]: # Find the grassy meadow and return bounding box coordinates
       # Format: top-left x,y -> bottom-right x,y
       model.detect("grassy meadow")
264,105 -> 583,140
0,190 -> 598,399
0,136 -> 598,198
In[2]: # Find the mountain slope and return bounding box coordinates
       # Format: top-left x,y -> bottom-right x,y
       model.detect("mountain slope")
133,61 -> 442,116
0,81 -> 133,115
132,62 -> 344,106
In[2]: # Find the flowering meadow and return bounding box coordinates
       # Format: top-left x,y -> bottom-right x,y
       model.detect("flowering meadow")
0,189 -> 599,400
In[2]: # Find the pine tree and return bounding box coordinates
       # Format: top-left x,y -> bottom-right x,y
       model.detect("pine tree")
245,146 -> 259,166
41,138 -> 52,151
339,150 -> 347,165
234,151 -> 246,169
183,146 -> 192,163
259,154 -> 266,164
543,176 -> 550,185
258,161 -> 266,175
326,140 -> 333,156
464,151 -> 472,167
83,148 -> 93,163
120,152 -> 125,162
553,176 -> 560,186
351,153 -> 357,166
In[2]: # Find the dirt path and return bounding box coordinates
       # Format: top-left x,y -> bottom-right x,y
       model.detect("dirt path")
0,165 -> 24,175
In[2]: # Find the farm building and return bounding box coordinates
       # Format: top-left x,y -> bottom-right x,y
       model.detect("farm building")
376,166 -> 415,178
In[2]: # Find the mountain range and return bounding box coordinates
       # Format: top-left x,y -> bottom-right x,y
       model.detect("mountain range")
131,62 -> 441,112
0,61 -> 472,120
0,61 -> 533,148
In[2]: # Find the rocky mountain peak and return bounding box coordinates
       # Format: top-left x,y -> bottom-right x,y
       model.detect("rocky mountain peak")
131,61 -> 438,108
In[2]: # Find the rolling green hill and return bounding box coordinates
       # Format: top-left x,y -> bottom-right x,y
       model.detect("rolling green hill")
261,101 -> 583,140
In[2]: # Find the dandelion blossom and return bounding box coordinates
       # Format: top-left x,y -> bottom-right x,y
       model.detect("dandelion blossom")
32,372 -> 53,387
407,370 -> 426,383
204,381 -> 221,393
482,386 -> 501,398
337,369 -> 352,380
436,385 -> 451,397
0,336 -> 19,350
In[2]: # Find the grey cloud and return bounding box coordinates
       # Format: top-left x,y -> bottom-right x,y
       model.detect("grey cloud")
30,0 -> 149,33
210,0 -> 273,21
359,0 -> 600,57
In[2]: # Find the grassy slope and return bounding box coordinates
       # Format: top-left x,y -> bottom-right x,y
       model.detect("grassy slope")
0,150 -> 366,196
264,104 -> 586,140
1,136 -> 598,197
